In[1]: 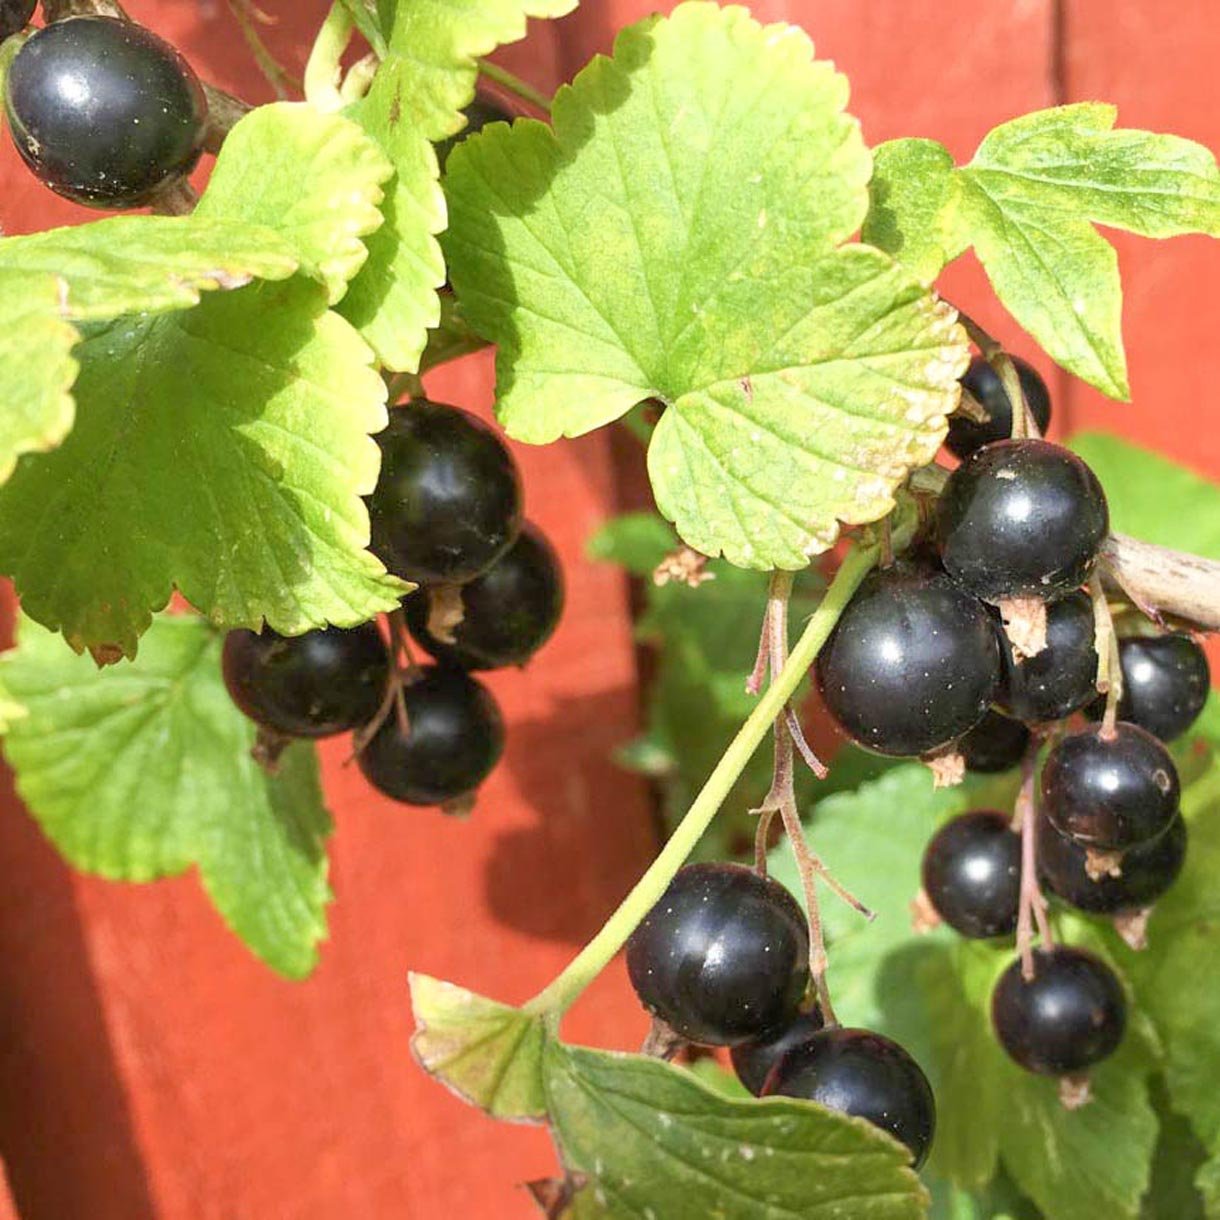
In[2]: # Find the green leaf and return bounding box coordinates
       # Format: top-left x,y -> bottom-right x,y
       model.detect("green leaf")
446,1 -> 968,568
419,293 -> 491,373
1141,1080 -> 1206,1220
409,972 -> 548,1120
768,766 -> 1159,1218
0,614 -> 332,978
863,139 -> 965,284
545,1041 -> 929,1219
0,214 -> 298,320
0,270 -> 79,485
195,102 -> 393,303
1198,1153 -> 1220,1218
0,278 -> 407,660
338,0 -> 388,55
340,0 -> 576,371
865,106 -> 1220,398
1068,433 -> 1220,560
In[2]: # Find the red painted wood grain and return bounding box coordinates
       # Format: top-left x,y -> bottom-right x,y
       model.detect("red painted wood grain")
0,3 -> 1217,1217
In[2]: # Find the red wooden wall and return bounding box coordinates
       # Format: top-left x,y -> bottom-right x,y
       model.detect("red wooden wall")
1,2 -> 1217,1216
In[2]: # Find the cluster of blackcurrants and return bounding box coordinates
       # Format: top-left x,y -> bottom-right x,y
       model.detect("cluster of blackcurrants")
624,357 -> 1209,1168
222,400 -> 564,809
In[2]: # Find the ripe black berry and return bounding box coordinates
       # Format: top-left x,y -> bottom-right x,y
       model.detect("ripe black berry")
947,355 -> 1053,459
921,811 -> 1021,939
0,0 -> 35,42
1039,814 -> 1186,915
998,591 -> 1097,722
436,95 -> 513,171
368,401 -> 523,586
357,666 -> 504,806
222,623 -> 389,740
815,560 -> 1001,756
762,1028 -> 936,1168
1085,634 -> 1210,743
958,709 -> 1031,773
730,1009 -> 825,1097
1041,723 -> 1180,852
5,17 -> 207,208
936,439 -> 1109,603
625,863 -> 810,1047
991,946 -> 1126,1075
403,523 -> 563,670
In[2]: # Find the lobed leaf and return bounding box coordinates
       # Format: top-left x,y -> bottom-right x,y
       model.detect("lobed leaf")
196,102 -> 394,303
864,105 -> 1220,399
0,278 -> 407,660
447,1 -> 967,569
341,0 -> 577,371
0,614 -> 332,978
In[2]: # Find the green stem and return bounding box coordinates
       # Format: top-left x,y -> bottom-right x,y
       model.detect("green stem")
478,60 -> 553,114
304,2 -> 354,113
523,542 -> 878,1021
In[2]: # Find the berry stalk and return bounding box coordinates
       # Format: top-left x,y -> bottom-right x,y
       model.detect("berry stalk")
522,541 -> 880,1022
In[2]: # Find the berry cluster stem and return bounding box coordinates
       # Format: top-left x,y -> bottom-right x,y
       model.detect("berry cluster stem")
522,542 -> 880,1022
1014,739 -> 1054,979
477,60 -> 553,114
1090,574 -> 1124,738
953,308 -> 1039,440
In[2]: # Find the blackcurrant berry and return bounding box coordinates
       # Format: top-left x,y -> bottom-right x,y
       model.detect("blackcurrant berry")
947,355 -> 1053,460
921,811 -> 1021,939
730,1009 -> 825,1097
991,946 -> 1126,1075
958,709 -> 1031,774
0,0 -> 35,42
936,439 -> 1109,603
356,666 -> 504,806
368,401 -> 523,586
436,95 -> 513,171
762,1028 -> 936,1169
1085,634 -> 1210,744
1039,814 -> 1186,915
1041,723 -> 1180,852
625,863 -> 810,1047
997,591 -> 1098,723
403,523 -> 563,670
815,560 -> 1002,757
4,17 -> 208,208
222,623 -> 389,740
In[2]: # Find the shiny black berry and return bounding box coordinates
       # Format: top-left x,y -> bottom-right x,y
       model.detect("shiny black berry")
222,623 -> 389,740
403,523 -> 563,670
1086,634 -> 1210,744
762,1028 -> 936,1168
368,401 -> 523,586
730,1009 -> 825,1097
1041,723 -> 1180,852
937,439 -> 1109,603
0,0 -> 35,42
815,560 -> 1001,757
5,17 -> 207,208
625,863 -> 810,1047
921,811 -> 1021,939
958,709 -> 1031,774
947,356 -> 1053,459
991,946 -> 1126,1075
356,666 -> 504,806
1039,814 -> 1187,915
436,95 -> 513,171
998,591 -> 1098,722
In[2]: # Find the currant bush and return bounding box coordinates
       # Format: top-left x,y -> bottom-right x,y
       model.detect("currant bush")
1086,633 -> 1210,742
0,0 -> 34,42
957,709 -> 1031,774
729,1008 -> 825,1097
997,591 -> 1098,723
